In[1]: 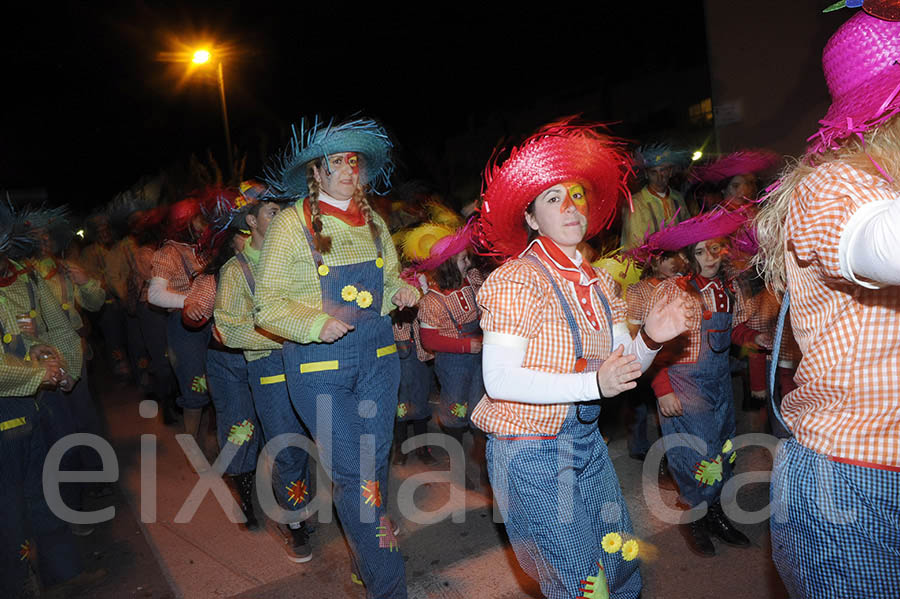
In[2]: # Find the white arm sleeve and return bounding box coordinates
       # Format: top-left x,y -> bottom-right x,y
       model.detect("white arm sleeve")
839,199 -> 900,288
482,334 -> 601,404
611,322 -> 659,373
148,277 -> 186,309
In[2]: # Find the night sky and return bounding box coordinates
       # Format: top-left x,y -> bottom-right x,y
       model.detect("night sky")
2,2 -> 709,213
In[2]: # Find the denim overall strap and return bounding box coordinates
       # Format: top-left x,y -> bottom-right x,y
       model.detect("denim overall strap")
662,302 -> 736,508
590,285 -> 615,350
178,248 -> 197,282
234,253 -> 255,295
525,255 -> 606,424
769,290 -> 792,434
300,217 -> 384,272
438,296 -> 480,336
0,311 -> 28,359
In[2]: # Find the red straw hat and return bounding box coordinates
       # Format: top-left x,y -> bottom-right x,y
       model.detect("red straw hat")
808,10 -> 900,153
475,119 -> 632,258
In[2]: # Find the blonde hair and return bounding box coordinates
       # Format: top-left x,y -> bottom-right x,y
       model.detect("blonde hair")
305,160 -> 381,254
754,115 -> 900,298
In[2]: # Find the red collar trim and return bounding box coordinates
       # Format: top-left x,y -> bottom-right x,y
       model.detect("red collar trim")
0,260 -> 26,288
524,238 -> 598,286
302,197 -> 366,229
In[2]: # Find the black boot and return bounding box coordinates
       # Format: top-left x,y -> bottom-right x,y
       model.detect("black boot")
705,501 -> 750,547
683,515 -> 716,557
232,472 -> 259,531
658,455 -> 677,491
411,419 -> 437,465
392,422 -> 408,466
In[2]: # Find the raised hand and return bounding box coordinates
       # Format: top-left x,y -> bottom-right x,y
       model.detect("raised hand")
391,287 -> 418,309
644,292 -> 691,345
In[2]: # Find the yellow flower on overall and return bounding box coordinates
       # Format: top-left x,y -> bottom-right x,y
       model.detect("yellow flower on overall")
601,532 -> 623,553
341,285 -> 358,302
356,290 -> 373,308
621,539 -> 639,561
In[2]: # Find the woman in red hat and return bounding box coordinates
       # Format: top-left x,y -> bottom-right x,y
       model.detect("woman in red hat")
472,120 -> 690,599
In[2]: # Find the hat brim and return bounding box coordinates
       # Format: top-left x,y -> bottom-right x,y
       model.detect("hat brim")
809,65 -> 900,153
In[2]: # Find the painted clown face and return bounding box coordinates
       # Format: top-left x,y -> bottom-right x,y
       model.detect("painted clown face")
313,152 -> 360,201
525,181 -> 589,253
693,238 -> 726,278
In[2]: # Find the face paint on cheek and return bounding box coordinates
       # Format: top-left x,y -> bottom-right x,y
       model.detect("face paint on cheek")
566,183 -> 588,217
346,153 -> 359,175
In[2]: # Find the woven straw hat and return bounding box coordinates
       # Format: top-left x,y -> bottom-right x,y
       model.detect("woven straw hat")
476,120 -> 632,259
265,117 -> 394,199
691,150 -> 780,183
808,11 -> 900,153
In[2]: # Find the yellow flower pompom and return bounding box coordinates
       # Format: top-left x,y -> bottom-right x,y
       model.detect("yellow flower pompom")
722,439 -> 733,454
317,264 -> 329,277
29,310 -> 37,318
375,257 -> 384,268
61,303 -> 70,311
621,540 -> 639,561
341,285 -> 359,302
356,291 -> 373,309
3,333 -> 11,344
601,532 -> 623,554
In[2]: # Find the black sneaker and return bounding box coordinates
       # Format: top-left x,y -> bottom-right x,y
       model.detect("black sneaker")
286,523 -> 312,563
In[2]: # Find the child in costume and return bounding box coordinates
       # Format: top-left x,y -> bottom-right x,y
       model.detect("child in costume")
622,250 -> 684,466
391,226 -> 438,466
148,196 -> 216,450
212,181 -> 314,561
409,221 -> 485,475
640,208 -> 770,556
755,5 -> 900,597
472,120 -> 690,599
255,117 -> 418,599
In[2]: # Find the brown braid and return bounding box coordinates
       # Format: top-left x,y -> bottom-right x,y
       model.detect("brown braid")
353,185 -> 381,246
305,163 -> 333,253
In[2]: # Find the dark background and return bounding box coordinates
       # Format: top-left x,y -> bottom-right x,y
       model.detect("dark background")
2,2 -> 711,213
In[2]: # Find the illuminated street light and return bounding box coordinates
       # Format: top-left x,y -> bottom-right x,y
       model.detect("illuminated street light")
192,49 -> 211,64
691,150 -> 703,161
190,47 -> 233,179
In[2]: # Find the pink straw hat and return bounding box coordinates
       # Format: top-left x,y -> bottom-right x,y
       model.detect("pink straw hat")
808,11 -> 900,153
691,150 -> 780,183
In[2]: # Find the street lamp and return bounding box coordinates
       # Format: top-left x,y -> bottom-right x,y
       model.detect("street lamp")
191,48 -> 234,180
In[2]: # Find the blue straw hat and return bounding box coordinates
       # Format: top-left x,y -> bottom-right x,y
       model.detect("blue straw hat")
265,116 -> 395,199
633,143 -> 691,170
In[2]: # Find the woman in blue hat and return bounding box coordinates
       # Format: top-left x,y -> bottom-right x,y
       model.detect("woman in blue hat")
255,117 -> 417,598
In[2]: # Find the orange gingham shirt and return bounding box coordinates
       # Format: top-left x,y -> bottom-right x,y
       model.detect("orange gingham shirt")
626,277 -> 661,326
151,241 -> 215,313
418,269 -> 484,338
471,240 -> 625,436
783,161 -> 900,467
649,275 -> 750,365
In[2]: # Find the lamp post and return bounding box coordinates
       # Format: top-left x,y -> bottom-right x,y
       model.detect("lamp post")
192,49 -> 234,180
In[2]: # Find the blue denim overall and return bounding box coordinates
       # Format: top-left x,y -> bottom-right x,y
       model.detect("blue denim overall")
432,299 -> 483,429
659,280 -> 736,508
206,346 -> 259,475
395,331 -> 434,423
248,349 -> 312,515
0,309 -> 82,596
166,253 -> 212,409
281,225 -> 406,599
236,255 -> 312,514
486,256 -> 642,599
